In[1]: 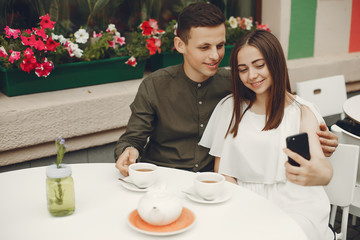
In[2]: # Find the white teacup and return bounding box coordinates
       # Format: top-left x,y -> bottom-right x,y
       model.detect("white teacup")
194,172 -> 225,201
129,163 -> 158,188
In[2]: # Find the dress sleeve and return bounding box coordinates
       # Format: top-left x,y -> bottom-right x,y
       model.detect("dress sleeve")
199,96 -> 233,157
114,79 -> 155,160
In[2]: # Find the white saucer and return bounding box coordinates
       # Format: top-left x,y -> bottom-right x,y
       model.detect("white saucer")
120,177 -> 158,192
183,187 -> 232,204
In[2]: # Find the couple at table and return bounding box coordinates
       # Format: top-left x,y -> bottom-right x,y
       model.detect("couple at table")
115,3 -> 336,240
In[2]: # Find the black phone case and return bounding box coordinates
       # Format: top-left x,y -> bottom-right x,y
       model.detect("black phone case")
286,132 -> 310,167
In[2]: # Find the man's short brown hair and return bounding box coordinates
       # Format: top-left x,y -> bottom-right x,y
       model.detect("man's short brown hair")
177,2 -> 226,44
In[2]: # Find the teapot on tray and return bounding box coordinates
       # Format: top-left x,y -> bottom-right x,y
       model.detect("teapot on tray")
137,189 -> 183,226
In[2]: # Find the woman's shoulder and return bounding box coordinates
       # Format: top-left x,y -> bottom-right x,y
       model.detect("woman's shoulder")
293,95 -> 323,124
211,94 -> 234,119
212,94 -> 231,109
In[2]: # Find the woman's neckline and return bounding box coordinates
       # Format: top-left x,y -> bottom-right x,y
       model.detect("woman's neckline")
245,94 -> 296,116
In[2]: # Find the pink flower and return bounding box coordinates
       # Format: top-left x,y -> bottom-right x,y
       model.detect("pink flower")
156,29 -> 165,34
21,34 -> 36,46
34,39 -> 46,51
107,40 -> 115,48
39,14 -> 55,30
20,55 -> 37,73
149,19 -> 164,34
93,31 -> 102,38
256,22 -> 271,32
24,29 -> 32,35
140,19 -> 164,36
35,59 -> 53,77
146,37 -> 161,55
45,37 -> 60,51
64,41 -> 74,57
4,26 -> 21,39
0,46 -> 8,58
115,36 -> 125,46
8,50 -> 21,63
33,27 -> 48,40
23,48 -> 34,57
140,21 -> 153,36
125,56 -> 137,67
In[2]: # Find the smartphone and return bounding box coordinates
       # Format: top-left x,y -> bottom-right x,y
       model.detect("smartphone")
286,132 -> 310,167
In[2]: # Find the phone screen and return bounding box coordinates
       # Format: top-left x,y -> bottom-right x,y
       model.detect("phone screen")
286,132 -> 310,167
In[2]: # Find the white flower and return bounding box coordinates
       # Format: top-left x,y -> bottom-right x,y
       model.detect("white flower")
70,43 -> 83,58
173,23 -> 178,35
243,18 -> 253,30
58,36 -> 67,45
74,29 -> 89,44
51,33 -> 60,40
73,47 -> 83,58
107,24 -> 117,33
52,33 -> 67,44
228,16 -> 238,29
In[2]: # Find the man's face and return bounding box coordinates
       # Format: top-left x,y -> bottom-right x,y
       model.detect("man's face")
179,24 -> 226,83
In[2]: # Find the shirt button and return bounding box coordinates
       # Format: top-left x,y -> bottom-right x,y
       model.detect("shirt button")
195,164 -> 199,168
199,101 -> 202,105
200,124 -> 204,128
198,83 -> 201,87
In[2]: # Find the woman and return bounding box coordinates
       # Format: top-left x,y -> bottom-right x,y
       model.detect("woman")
199,30 -> 334,239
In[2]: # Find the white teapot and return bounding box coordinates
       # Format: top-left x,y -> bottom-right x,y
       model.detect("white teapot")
137,189 -> 183,226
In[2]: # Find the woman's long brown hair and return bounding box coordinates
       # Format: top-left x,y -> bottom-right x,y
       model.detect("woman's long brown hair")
226,30 -> 292,137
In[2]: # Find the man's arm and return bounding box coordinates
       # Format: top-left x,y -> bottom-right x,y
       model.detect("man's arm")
116,147 -> 139,176
317,123 -> 338,157
114,80 -> 155,176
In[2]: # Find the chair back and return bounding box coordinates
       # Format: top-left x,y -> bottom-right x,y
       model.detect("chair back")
332,124 -> 360,184
325,143 -> 359,207
296,75 -> 347,118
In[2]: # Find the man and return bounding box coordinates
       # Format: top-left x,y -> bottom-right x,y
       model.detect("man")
115,2 -> 338,186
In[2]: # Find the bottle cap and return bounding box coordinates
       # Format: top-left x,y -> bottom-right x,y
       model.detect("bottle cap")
46,164 -> 72,178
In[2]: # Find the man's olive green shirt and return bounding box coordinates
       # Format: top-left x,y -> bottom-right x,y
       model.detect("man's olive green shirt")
115,64 -> 231,172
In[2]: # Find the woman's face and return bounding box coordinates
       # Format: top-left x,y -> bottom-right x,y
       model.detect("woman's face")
237,45 -> 272,98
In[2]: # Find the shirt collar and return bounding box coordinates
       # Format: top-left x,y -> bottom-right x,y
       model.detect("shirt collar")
176,64 -> 213,88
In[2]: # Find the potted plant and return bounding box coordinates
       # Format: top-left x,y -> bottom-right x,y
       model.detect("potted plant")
0,14 -> 160,96
46,137 -> 75,217
149,17 -> 271,71
149,19 -> 182,71
223,16 -> 271,67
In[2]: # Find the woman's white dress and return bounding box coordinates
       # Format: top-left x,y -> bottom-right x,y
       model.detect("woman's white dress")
199,95 -> 333,240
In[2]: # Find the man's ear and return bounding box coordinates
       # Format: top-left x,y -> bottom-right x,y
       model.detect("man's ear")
174,36 -> 185,54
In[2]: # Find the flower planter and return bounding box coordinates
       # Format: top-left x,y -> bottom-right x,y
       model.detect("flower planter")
149,51 -> 183,71
0,56 -> 146,97
149,45 -> 234,72
219,45 -> 234,67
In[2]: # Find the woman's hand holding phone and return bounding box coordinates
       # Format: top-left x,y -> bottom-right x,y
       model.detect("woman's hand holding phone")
283,132 -> 332,186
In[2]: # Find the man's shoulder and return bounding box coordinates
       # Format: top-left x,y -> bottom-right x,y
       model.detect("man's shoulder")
143,65 -> 181,83
214,67 -> 231,79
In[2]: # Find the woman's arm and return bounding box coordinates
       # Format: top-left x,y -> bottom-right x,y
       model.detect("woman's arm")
283,106 -> 333,186
215,157 -> 238,184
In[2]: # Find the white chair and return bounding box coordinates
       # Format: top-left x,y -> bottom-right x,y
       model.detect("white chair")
332,124 -> 360,227
296,75 -> 347,119
325,143 -> 359,240
331,124 -> 360,183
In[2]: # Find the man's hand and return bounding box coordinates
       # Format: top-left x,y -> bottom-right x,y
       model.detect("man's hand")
115,147 -> 139,176
283,148 -> 332,186
317,123 -> 339,157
